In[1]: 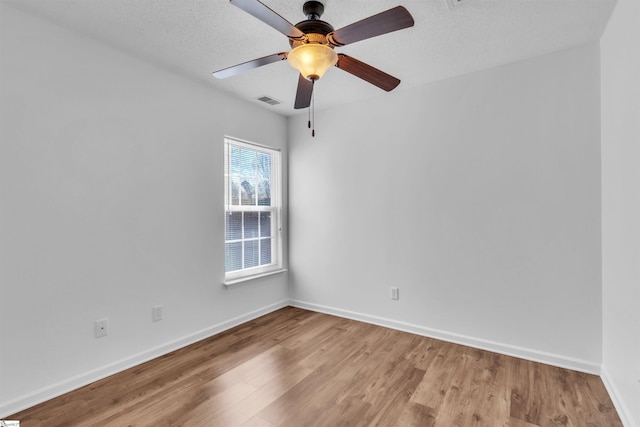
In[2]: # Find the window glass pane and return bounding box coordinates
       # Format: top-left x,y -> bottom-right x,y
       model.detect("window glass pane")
257,152 -> 271,180
240,148 -> 257,177
260,239 -> 271,265
231,178 -> 240,205
257,180 -> 271,206
240,179 -> 256,206
244,240 -> 259,268
230,146 -> 240,175
225,212 -> 242,240
225,242 -> 242,272
260,212 -> 271,237
244,212 -> 259,239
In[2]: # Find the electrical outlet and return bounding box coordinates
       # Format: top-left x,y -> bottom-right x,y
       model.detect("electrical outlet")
390,287 -> 399,300
152,305 -> 163,322
95,318 -> 109,338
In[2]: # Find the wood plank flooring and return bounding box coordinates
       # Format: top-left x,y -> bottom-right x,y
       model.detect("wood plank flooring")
9,307 -> 622,426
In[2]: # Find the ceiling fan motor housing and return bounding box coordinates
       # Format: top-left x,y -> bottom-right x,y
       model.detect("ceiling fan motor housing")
290,20 -> 335,49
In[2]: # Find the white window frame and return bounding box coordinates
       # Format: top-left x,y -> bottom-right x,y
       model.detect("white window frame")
223,137 -> 283,284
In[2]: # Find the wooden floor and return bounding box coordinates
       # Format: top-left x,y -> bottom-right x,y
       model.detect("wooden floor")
10,307 -> 622,426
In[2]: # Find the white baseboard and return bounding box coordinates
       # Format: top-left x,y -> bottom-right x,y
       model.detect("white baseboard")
0,299 -> 290,418
601,365 -> 637,427
290,299 -> 601,375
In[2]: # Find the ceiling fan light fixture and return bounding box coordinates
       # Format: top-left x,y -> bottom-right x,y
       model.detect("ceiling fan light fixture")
287,43 -> 338,80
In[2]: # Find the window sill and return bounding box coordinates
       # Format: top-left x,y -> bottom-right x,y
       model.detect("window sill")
223,268 -> 288,288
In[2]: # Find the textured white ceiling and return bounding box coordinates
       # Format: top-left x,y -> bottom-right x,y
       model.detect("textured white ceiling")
5,0 -> 615,116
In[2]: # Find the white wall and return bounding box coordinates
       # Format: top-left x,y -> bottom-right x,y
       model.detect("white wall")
601,0 -> 640,424
0,5 -> 288,416
289,44 -> 602,371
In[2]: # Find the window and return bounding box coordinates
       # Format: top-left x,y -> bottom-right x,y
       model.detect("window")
224,137 -> 282,282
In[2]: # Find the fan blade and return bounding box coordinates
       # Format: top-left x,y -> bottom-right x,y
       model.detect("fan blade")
213,53 -> 287,79
336,54 -> 400,92
230,0 -> 305,39
328,6 -> 414,47
294,74 -> 314,109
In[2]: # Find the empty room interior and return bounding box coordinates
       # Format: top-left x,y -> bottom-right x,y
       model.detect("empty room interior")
0,0 -> 638,425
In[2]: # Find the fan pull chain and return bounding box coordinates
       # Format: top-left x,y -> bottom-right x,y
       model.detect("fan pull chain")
311,82 -> 315,137
307,79 -> 315,138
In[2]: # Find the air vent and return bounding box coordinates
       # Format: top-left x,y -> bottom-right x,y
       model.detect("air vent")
445,0 -> 465,10
256,95 -> 283,106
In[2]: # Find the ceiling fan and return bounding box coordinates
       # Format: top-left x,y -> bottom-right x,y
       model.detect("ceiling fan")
212,0 -> 415,114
